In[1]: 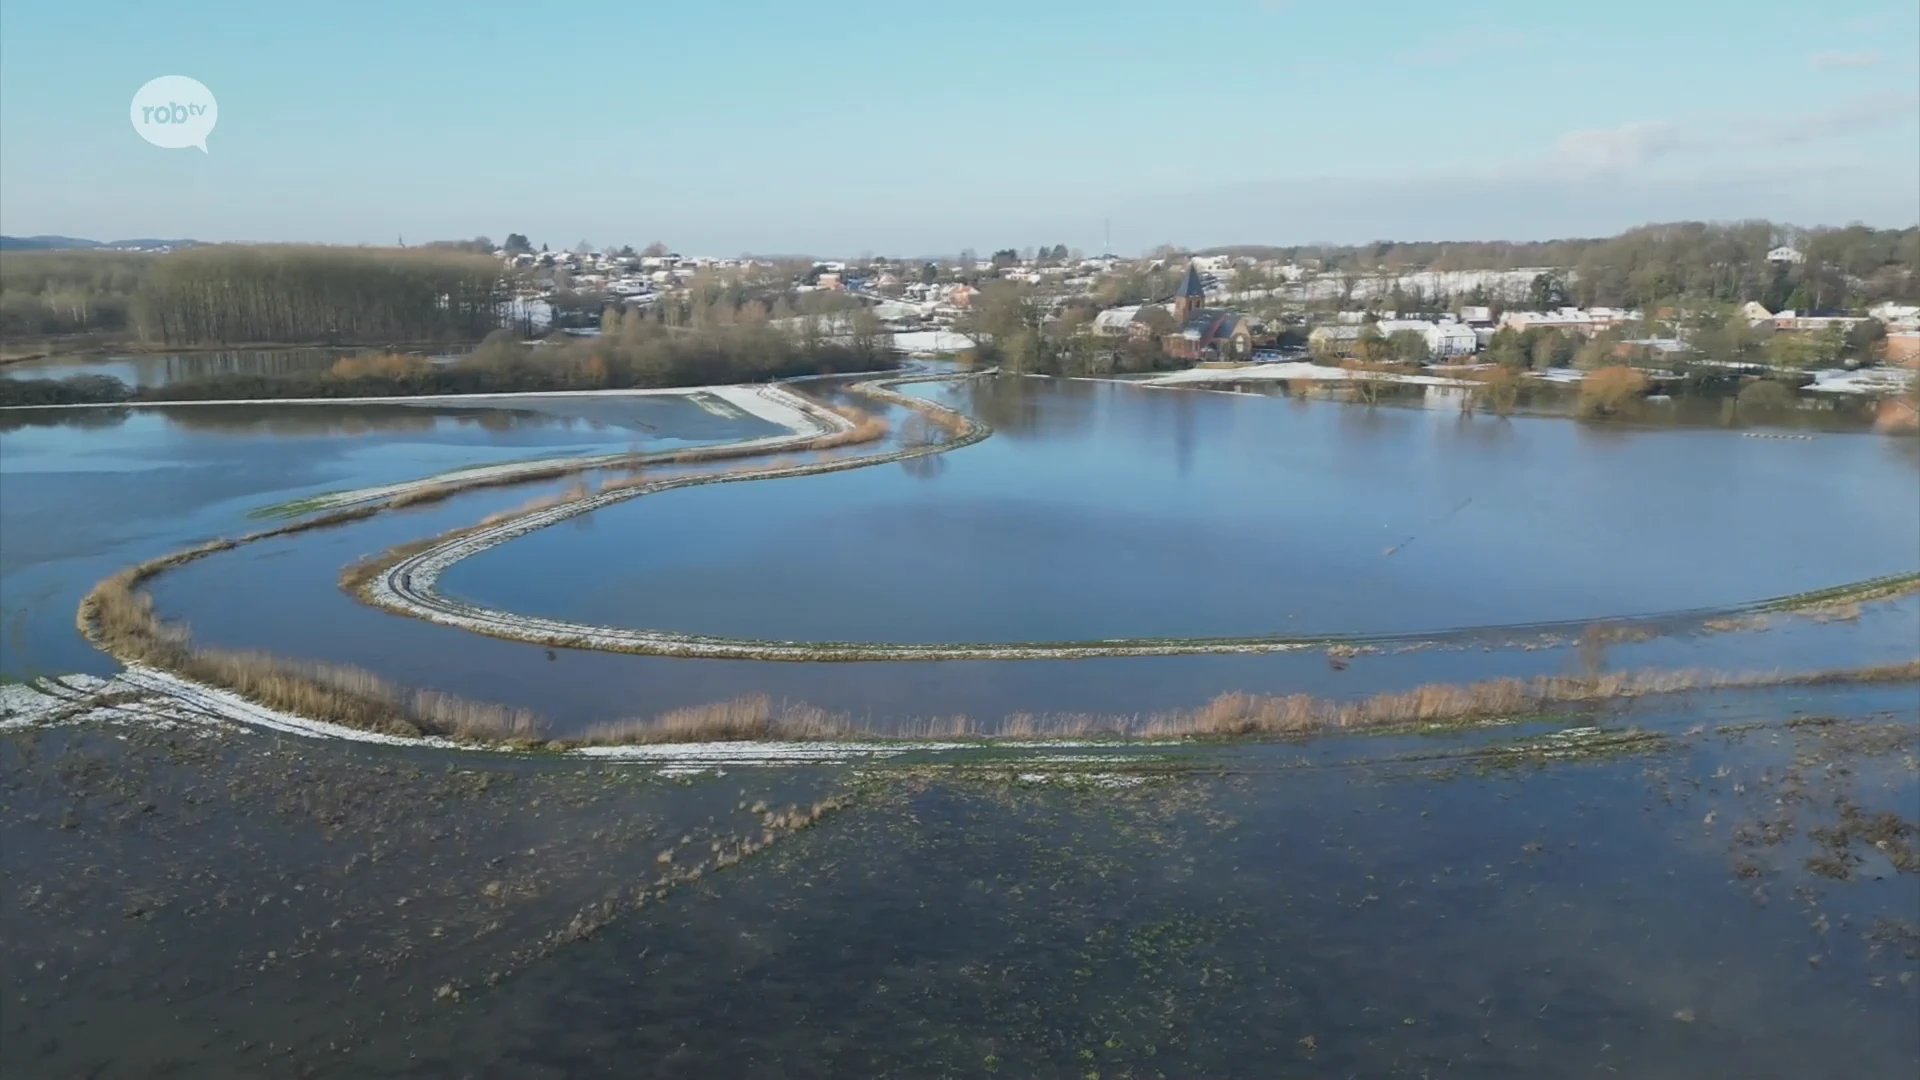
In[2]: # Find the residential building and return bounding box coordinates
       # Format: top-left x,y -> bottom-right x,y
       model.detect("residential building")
1766,246 -> 1805,264
1500,307 -> 1634,335
1770,311 -> 1868,333
1089,305 -> 1171,341
1307,325 -> 1365,354
1375,318 -> 1478,358
1426,322 -> 1479,358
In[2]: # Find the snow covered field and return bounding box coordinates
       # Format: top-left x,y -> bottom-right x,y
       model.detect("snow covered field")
888,329 -> 978,356
1141,362 -> 1474,389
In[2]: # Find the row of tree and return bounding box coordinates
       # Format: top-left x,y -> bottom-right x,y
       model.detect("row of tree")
0,250 -> 154,336
1,245 -> 511,344
134,245 -> 509,344
1198,222 -> 1918,304
0,288 -> 897,406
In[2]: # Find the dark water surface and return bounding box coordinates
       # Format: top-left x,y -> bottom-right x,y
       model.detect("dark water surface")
4,687 -> 1915,1078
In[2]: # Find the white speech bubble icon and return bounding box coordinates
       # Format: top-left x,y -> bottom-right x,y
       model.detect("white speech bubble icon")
130,76 -> 218,152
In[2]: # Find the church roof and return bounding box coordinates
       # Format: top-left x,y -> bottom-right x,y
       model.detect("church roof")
1180,310 -> 1247,339
1177,261 -> 1206,299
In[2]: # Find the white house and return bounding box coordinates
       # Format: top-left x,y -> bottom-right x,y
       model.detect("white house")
1375,319 -> 1479,359
1426,323 -> 1479,358
1767,246 -> 1805,265
1500,307 -> 1634,335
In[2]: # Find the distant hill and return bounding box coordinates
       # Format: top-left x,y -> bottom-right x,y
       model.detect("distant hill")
0,235 -> 197,251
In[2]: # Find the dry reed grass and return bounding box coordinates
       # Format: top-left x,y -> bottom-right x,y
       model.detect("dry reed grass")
807,404 -> 889,450
328,353 -> 433,380
80,549 -> 546,743
1134,663 -> 1920,737
477,481 -> 591,526
578,694 -> 852,744
562,661 -> 1920,746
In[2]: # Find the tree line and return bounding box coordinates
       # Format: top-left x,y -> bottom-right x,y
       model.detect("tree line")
1,245 -> 511,344
1199,220 -> 1918,312
0,289 -> 897,407
0,250 -> 154,336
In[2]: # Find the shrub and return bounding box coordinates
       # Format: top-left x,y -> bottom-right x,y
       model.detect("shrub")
1735,378 -> 1797,419
1576,365 -> 1649,418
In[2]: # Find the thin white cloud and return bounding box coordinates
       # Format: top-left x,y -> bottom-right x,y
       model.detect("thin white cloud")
1545,121 -> 1684,177
1763,91 -> 1920,143
1810,50 -> 1881,70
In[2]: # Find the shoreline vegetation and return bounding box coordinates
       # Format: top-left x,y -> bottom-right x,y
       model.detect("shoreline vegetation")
1,245 -> 901,407
0,332 -> 901,408
55,370 -> 1920,750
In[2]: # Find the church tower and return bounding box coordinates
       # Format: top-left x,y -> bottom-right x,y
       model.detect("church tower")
1174,260 -> 1205,322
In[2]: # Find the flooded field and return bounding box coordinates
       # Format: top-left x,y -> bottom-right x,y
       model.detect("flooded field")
441,377 -> 1917,642
108,374 -> 1920,732
3,345 -> 485,388
3,372 -> 1916,1076
0,393 -> 778,676
5,347 -> 365,387
4,684 -> 1914,1077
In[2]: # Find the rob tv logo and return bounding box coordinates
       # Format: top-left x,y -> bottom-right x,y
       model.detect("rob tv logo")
129,75 -> 218,152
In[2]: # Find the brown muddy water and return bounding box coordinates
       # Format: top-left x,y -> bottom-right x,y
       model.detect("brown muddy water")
3,685 -> 1915,1077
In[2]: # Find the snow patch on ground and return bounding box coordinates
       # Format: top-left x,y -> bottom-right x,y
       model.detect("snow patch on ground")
1140,362 -> 1475,389
889,329 -> 978,356
2,673 -> 1184,770
258,385 -> 839,516
1806,366 -> 1916,395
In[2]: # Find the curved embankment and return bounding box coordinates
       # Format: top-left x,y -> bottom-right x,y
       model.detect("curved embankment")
352,376 -> 1920,662
249,383 -> 857,518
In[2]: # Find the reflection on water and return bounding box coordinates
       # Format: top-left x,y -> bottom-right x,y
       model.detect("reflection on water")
439,376 -> 1920,646
1236,378 -> 1889,433
5,347 -> 356,387
0,395 -> 777,676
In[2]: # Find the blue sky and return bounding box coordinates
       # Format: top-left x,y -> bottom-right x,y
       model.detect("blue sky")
2,0 -> 1915,254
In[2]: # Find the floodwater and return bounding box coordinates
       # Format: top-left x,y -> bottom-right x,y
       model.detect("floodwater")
4,374 -> 1917,1077
5,347 -> 361,387
3,684 -> 1915,1077
0,394 -> 778,676
439,377 -> 1920,643
123,375 -> 1920,733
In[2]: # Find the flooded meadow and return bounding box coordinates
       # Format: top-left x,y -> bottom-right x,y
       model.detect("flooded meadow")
3,683 -> 1915,1077
2,370 -> 1916,1076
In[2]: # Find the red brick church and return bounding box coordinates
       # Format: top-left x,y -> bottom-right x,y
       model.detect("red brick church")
1161,262 -> 1252,362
